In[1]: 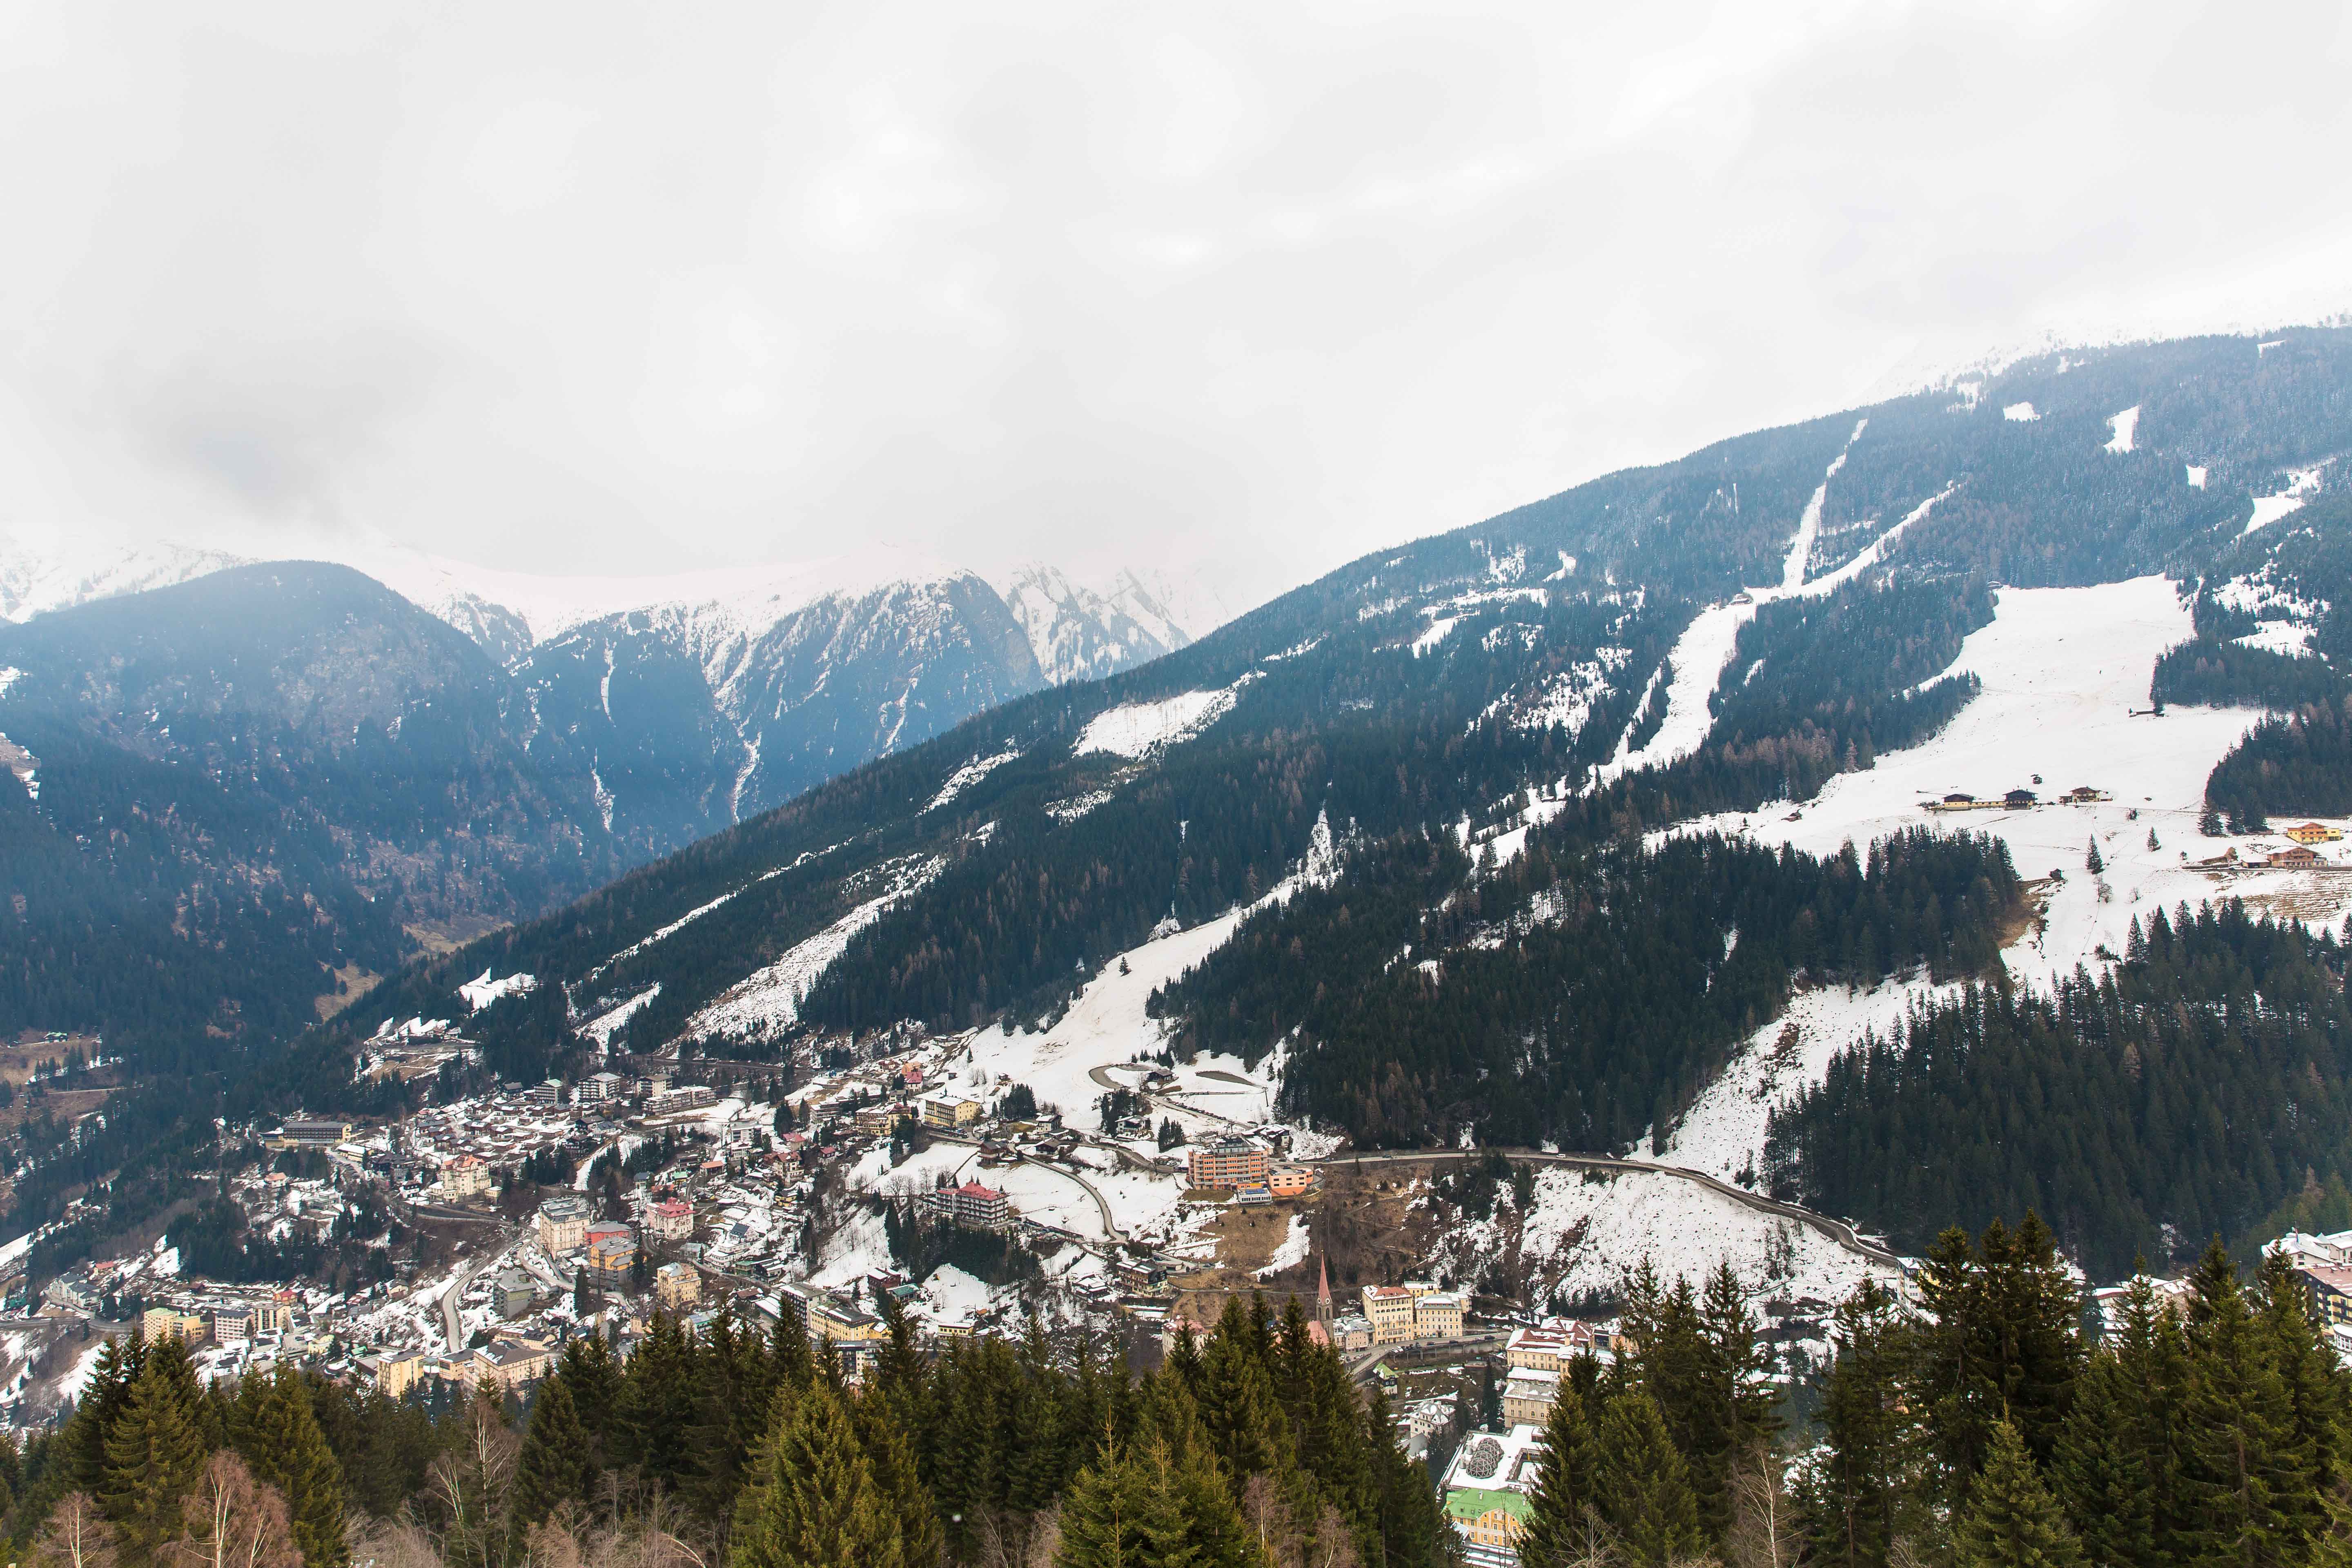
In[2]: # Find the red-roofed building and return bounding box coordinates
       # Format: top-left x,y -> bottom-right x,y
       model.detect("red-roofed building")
925,1178 -> 1010,1232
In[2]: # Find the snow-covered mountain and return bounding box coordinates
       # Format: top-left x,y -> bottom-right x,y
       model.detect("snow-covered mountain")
992,562 -> 1222,683
332,324 -> 2352,1291
0,530 -> 1241,858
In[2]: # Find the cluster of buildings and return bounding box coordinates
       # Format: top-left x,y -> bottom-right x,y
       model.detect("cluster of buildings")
1441,1321 -> 1624,1567
1922,784 -> 2109,815
2270,1229 -> 2352,1364
139,1291 -> 299,1350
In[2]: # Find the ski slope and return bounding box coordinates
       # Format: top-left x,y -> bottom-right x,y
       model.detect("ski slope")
1661,576 -> 2325,1184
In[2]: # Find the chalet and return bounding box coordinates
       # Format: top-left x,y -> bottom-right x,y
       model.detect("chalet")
2060,786 -> 2112,804
2285,822 -> 2344,845
2003,789 -> 2038,808
2267,844 -> 2326,869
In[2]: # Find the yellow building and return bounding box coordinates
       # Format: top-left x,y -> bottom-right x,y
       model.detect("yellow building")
655,1263 -> 702,1311
142,1307 -> 207,1344
2286,822 -> 2345,845
921,1094 -> 981,1129
441,1155 -> 490,1198
374,1350 -> 425,1400
1447,1492 -> 1528,1561
808,1296 -> 885,1346
1363,1285 -> 1419,1345
1414,1291 -> 1464,1340
1361,1280 -> 1462,1345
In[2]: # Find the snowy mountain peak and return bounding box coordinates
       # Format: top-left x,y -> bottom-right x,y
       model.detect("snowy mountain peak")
992,561 -> 1239,684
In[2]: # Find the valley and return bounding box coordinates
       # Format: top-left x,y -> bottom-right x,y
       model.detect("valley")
4,323 -> 2352,1565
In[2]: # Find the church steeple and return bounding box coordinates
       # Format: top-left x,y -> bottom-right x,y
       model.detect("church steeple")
1316,1252 -> 1333,1325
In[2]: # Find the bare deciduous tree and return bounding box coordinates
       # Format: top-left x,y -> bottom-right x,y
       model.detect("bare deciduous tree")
345,1515 -> 444,1568
34,1491 -> 120,1568
1726,1457 -> 1796,1568
169,1454 -> 298,1568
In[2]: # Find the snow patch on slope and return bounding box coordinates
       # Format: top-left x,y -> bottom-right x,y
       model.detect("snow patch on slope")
1797,483 -> 1956,601
1074,681 -> 1251,759
2105,406 -> 2140,453
1780,419 -> 1866,595
1655,577 -> 2308,1181
580,986 -> 660,1048
682,855 -> 943,1042
2243,463 -> 2331,535
458,971 -> 537,1012
1497,1166 -> 1888,1305
928,746 -> 1021,812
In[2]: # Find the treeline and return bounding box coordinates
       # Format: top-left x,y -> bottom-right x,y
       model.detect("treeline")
25,1210 -> 2352,1568
17,1296 -> 1451,1568
1760,1218 -> 2351,1568
1768,899 -> 2352,1277
1707,574 -> 1995,769
2152,637 -> 2339,711
2207,700 -> 2352,827
1160,826 -> 2021,1150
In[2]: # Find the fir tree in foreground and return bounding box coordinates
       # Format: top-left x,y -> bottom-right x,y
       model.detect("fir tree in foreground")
1955,1421 -> 2083,1568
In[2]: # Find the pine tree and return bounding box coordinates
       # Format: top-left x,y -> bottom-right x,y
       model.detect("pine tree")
2086,839 -> 2104,875
613,1313 -> 700,1489
144,1338 -> 222,1455
1955,1420 -> 2083,1568
732,1377 -> 914,1568
510,1372 -> 596,1533
1519,1379 -> 1603,1567
2050,1353 -> 2157,1568
1055,1436 -> 1143,1568
228,1366 -> 348,1568
1595,1387 -> 1702,1568
2178,1239 -> 2317,1564
1364,1386 -> 1444,1568
65,1336 -> 144,1495
1800,1278 -> 1929,1568
98,1359 -> 208,1567
556,1334 -> 622,1465
2255,1249 -> 2352,1502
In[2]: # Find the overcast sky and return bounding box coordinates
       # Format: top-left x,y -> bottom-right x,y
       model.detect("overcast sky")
4,1 -> 2350,612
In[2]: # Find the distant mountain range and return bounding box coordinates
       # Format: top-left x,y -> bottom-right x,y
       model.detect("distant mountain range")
0,538 -> 1239,1038
0,535 -> 1235,844
14,325 -> 2352,1286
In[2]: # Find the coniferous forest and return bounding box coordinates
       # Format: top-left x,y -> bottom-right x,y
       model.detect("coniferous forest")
1160,827 -> 2022,1149
14,1216 -> 2352,1568
1768,900 -> 2352,1276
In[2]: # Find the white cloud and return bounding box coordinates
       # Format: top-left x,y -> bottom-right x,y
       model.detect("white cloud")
2,0 -> 2349,609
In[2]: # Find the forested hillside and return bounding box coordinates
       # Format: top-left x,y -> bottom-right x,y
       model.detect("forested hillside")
0,564 -> 617,1053
1157,828 -> 2020,1149
13,326 -> 2352,1287
1766,900 -> 2352,1275
311,328 -> 2348,1135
